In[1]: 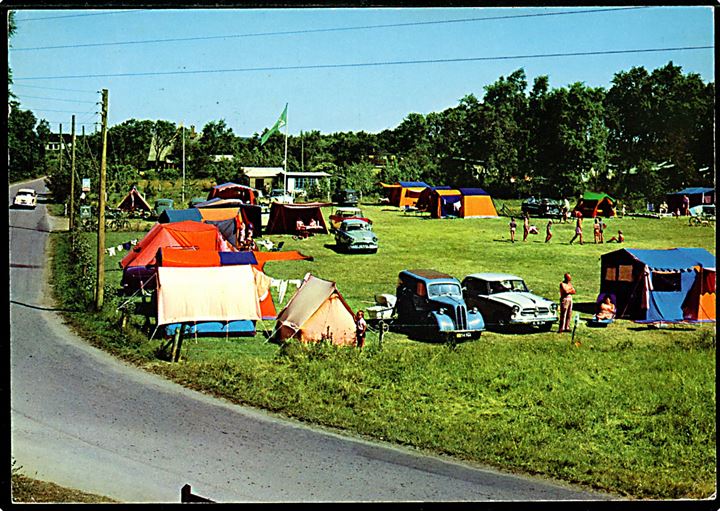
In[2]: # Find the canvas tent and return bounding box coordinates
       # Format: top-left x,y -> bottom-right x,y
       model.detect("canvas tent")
120,221 -> 231,292
265,202 -> 330,235
426,189 -> 463,218
117,186 -> 152,213
381,181 -> 428,208
598,247 -> 715,323
156,265 -> 262,339
666,187 -> 715,213
207,182 -> 257,205
415,186 -> 451,213
573,192 -> 616,218
271,273 -> 357,345
458,188 -> 499,218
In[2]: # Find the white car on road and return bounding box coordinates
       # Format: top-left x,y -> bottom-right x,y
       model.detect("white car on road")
13,188 -> 38,209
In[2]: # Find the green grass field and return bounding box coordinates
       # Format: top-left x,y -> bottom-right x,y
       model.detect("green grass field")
52,202 -> 716,500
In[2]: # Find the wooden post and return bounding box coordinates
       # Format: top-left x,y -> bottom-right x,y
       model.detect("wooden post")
174,329 -> 185,363
95,89 -> 108,311
170,327 -> 181,362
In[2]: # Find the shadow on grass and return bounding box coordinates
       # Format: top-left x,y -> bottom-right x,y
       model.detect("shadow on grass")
628,325 -> 698,331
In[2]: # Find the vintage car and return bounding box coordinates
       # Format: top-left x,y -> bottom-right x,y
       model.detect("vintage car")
13,188 -> 38,209
334,218 -> 378,253
153,198 -> 174,218
521,197 -> 564,218
268,188 -> 294,204
332,188 -> 359,206
394,269 -> 484,341
461,273 -> 558,331
329,206 -> 371,231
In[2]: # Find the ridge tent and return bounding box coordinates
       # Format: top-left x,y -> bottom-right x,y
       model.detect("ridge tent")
380,181 -> 428,208
271,273 -> 357,345
207,182 -> 257,205
120,221 -> 231,292
598,247 -> 715,323
666,187 -> 715,213
265,202 -> 330,235
117,186 -> 152,213
158,208 -> 203,223
574,192 -> 616,218
458,188 -> 499,218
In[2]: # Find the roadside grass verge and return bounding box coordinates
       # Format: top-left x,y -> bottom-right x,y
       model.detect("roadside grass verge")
12,460 -> 117,503
47,204 -> 716,500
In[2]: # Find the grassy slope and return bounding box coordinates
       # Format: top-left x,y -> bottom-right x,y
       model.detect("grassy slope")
55,202 -> 716,500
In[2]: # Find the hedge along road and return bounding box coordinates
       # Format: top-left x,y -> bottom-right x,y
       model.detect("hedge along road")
9,178 -> 610,503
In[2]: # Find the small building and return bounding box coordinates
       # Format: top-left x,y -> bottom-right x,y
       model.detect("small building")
242,166 -> 285,192
284,171 -> 331,195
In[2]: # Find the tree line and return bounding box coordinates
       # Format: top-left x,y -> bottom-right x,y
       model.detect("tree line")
8,62 -> 714,207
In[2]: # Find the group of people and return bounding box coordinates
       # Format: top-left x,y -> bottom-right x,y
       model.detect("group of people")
510,211 -> 624,245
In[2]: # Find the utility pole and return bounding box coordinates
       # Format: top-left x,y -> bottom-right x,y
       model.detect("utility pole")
95,89 -> 108,311
69,115 -> 76,232
58,123 -> 63,202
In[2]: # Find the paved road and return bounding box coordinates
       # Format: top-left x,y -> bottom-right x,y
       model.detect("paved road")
9,178 -> 611,503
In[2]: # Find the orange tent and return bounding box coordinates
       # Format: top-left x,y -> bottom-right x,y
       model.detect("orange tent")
683,266 -> 716,321
380,181 -> 428,208
120,221 -> 228,269
271,273 -> 357,346
458,188 -> 499,218
207,182 -> 256,205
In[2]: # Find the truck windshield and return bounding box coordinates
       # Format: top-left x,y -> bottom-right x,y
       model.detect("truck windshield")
428,283 -> 462,298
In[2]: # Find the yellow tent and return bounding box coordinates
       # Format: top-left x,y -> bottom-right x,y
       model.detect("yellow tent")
272,273 -> 357,345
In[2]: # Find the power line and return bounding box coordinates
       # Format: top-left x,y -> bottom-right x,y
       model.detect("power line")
11,83 -> 98,94
22,107 -> 97,114
16,94 -> 98,104
10,7 -> 649,52
14,45 -> 714,81
15,9 -> 152,22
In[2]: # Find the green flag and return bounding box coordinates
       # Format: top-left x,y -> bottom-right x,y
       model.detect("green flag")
260,104 -> 287,145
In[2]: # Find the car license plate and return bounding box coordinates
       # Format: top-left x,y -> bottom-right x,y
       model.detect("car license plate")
456,332 -> 472,339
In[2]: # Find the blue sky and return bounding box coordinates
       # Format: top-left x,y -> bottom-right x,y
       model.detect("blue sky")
8,6 -> 715,137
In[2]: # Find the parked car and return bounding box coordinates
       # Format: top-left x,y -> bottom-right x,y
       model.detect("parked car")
153,198 -> 174,218
334,218 -> 378,253
329,206 -> 371,231
269,188 -> 294,204
13,188 -> 37,209
521,197 -> 563,218
394,269 -> 484,341
461,273 -> 558,331
332,188 -> 359,206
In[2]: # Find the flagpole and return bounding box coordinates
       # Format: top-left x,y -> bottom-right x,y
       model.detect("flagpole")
283,103 -> 289,196
181,122 -> 186,205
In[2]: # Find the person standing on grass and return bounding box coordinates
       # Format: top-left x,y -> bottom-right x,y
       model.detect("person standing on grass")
545,219 -> 553,243
355,310 -> 367,348
558,273 -> 576,333
569,212 -> 584,245
593,217 -> 602,244
682,194 -> 690,216
509,216 -> 517,243
523,212 -> 530,242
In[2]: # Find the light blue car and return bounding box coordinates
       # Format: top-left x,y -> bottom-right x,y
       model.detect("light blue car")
334,218 -> 378,253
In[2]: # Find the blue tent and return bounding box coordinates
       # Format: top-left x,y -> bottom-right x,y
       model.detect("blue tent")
598,248 -> 715,323
398,181 -> 429,188
457,187 -> 489,196
666,187 -> 714,213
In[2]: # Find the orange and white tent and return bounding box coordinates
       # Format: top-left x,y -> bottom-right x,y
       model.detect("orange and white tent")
271,273 -> 357,346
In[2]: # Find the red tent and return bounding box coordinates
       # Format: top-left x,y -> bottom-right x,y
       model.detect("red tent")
265,202 -> 330,235
120,221 -> 228,269
207,182 -> 256,205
